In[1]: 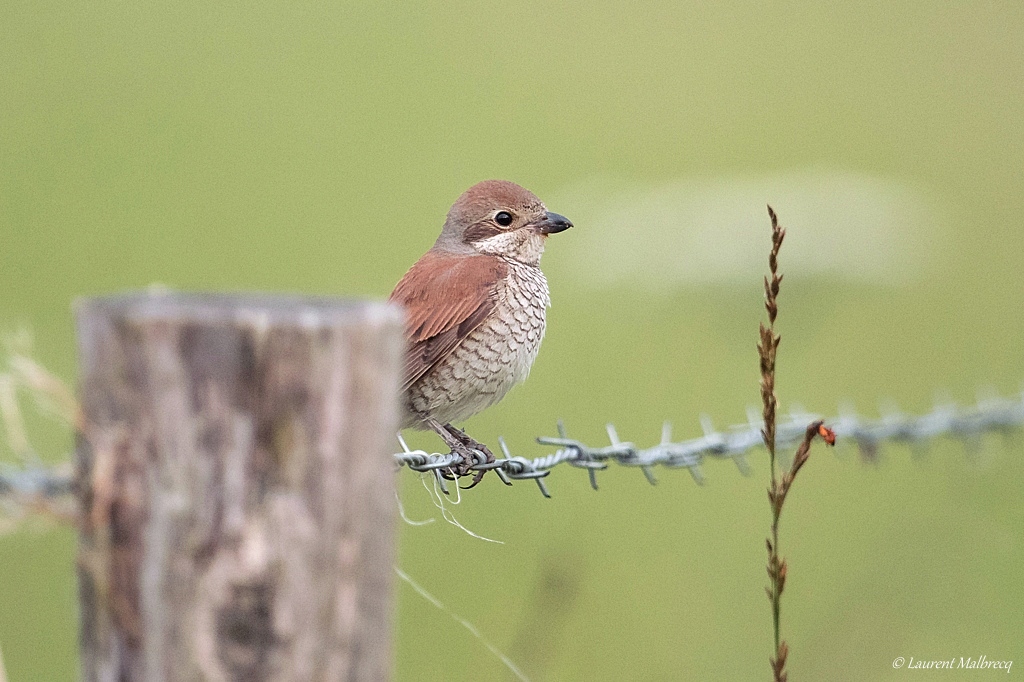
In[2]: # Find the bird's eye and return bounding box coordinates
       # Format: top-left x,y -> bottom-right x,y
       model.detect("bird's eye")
494,211 -> 513,227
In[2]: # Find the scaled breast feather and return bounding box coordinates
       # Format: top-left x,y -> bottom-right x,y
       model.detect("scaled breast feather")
389,252 -> 508,391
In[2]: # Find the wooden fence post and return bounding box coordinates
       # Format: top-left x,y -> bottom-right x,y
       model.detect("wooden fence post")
74,293 -> 404,681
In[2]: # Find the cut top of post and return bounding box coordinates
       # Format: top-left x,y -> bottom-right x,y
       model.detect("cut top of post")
75,293 -> 405,369
75,291 -> 403,327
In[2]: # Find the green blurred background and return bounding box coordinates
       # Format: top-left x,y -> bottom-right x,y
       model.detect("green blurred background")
2,1 -> 1023,680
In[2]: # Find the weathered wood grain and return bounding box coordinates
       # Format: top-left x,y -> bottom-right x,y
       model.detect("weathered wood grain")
75,293 -> 404,682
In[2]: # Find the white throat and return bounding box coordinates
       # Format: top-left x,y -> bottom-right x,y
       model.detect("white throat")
471,230 -> 546,266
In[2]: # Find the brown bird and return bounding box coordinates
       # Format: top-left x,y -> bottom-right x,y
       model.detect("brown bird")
389,180 -> 572,485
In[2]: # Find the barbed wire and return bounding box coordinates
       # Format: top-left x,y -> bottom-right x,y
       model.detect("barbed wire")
0,393 -> 1022,513
396,392 -> 1024,497
0,461 -> 75,529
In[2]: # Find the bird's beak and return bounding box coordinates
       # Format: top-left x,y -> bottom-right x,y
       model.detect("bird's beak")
532,211 -> 574,235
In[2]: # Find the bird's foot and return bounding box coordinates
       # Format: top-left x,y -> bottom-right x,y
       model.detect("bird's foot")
426,419 -> 495,489
445,424 -> 497,489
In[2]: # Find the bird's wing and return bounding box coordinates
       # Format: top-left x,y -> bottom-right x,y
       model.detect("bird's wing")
388,251 -> 508,392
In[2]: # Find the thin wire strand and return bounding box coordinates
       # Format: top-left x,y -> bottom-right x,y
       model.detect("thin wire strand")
419,472 -> 504,544
394,567 -> 530,682
395,489 -> 434,527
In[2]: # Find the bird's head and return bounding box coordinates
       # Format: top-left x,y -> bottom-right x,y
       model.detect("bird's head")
433,180 -> 572,265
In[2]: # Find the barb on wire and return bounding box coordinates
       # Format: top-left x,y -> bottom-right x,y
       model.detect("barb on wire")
0,334 -> 79,528
395,392 -> 1024,497
0,461 -> 75,529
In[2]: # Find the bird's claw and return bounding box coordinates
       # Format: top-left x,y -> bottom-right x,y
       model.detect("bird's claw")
439,424 -> 495,488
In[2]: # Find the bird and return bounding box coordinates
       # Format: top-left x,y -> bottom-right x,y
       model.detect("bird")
389,180 -> 573,486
